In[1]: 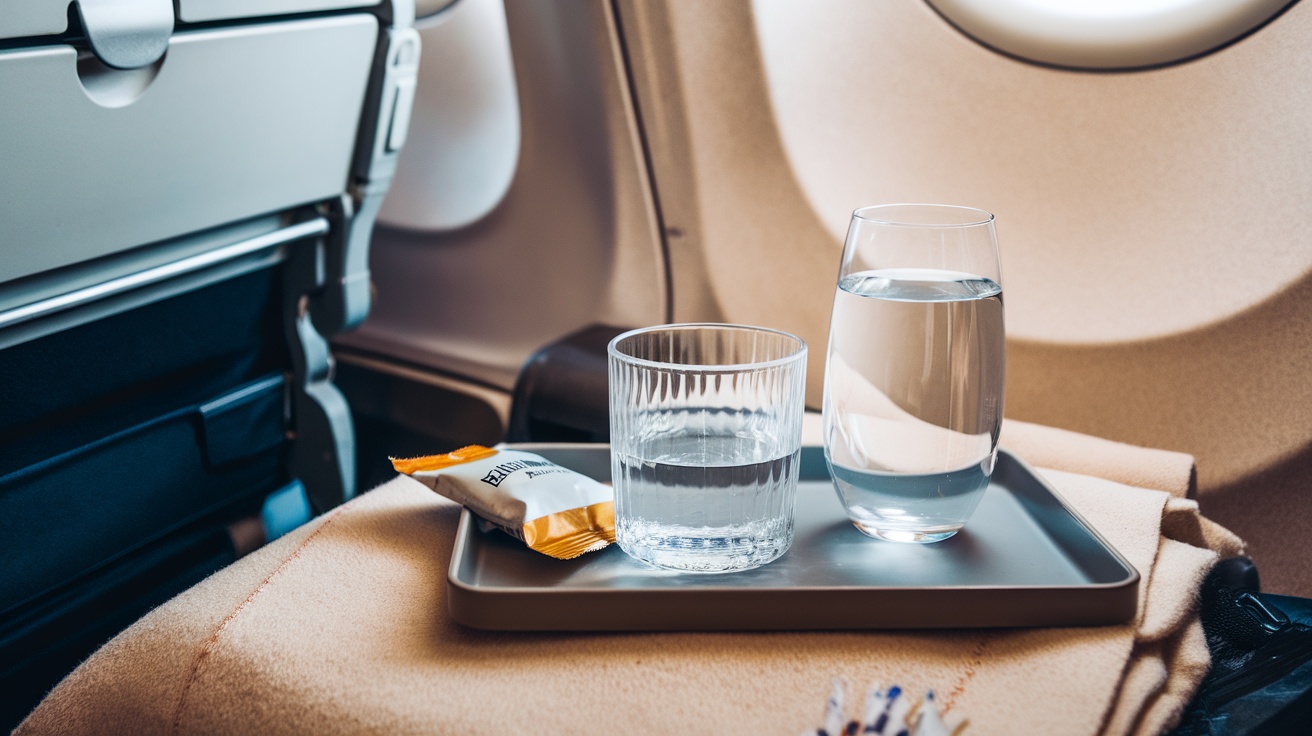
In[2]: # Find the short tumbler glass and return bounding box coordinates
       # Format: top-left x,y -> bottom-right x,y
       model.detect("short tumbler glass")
609,324 -> 807,573
823,204 -> 1005,543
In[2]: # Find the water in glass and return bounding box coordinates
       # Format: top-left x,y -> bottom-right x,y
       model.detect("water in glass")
825,267 -> 1005,542
610,324 -> 807,572
615,422 -> 798,572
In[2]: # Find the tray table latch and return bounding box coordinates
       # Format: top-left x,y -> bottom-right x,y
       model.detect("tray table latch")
77,0 -> 174,70
313,11 -> 421,335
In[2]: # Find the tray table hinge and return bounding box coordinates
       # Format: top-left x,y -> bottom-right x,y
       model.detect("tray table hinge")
284,237 -> 357,514
313,9 -> 421,336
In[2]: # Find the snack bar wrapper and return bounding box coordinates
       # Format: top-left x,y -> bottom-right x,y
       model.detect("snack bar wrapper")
391,446 -> 614,559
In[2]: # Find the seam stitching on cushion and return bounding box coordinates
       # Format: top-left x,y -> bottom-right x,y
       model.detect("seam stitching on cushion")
169,505 -> 350,735
943,633 -> 992,714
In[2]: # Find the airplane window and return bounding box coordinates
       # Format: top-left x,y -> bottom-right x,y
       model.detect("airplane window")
751,0 -> 1312,344
925,0 -> 1294,69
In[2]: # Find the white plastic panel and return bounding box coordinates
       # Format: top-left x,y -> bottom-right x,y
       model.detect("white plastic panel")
0,0 -> 383,40
0,0 -> 69,40
928,0 -> 1293,69
415,0 -> 461,17
378,0 -> 520,230
0,15 -> 378,283
178,0 -> 380,23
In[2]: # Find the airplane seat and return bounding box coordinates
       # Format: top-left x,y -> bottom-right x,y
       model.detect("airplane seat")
613,0 -> 1312,597
9,1 -> 1312,732
0,0 -> 419,727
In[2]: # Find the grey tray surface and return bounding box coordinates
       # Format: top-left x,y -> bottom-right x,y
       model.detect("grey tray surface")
448,445 -> 1139,631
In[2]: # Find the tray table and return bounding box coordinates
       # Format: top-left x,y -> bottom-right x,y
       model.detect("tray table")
448,444 -> 1139,630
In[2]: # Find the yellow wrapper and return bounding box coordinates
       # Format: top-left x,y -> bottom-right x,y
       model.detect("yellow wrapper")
391,446 -> 614,559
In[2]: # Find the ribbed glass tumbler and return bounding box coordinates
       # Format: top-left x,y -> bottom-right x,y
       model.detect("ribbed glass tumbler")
608,324 -> 807,573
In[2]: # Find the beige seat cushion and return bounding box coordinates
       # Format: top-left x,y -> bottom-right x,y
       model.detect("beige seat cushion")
18,423 -> 1239,735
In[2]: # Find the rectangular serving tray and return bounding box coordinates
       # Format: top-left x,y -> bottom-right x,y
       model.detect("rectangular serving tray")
448,444 -> 1139,631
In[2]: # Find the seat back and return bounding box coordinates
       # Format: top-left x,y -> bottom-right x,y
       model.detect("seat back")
0,1 -> 419,725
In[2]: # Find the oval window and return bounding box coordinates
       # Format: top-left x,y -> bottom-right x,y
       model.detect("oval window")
925,0 -> 1295,69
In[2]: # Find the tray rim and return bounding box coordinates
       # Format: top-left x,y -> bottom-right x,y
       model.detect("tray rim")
447,443 -> 1141,627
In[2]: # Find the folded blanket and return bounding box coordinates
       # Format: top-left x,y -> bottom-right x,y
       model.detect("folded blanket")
16,421 -> 1240,735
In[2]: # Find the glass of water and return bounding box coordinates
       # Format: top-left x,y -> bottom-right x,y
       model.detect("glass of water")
608,324 -> 807,573
823,204 -> 1005,543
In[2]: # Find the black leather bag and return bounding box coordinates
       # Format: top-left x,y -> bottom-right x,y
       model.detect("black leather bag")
1174,559 -> 1312,735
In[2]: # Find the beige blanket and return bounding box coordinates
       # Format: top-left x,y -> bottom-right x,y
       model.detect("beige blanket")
17,421 -> 1241,735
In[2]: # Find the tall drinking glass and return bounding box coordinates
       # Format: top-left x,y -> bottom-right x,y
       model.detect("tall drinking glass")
609,324 -> 807,572
823,204 -> 1005,543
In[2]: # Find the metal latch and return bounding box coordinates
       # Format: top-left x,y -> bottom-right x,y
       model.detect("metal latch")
77,0 -> 174,70
1237,591 -> 1291,634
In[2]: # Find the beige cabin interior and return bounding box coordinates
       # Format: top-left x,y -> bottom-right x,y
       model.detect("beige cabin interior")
347,0 -> 1312,597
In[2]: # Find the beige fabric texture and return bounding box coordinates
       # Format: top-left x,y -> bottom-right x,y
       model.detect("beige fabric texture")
18,424 -> 1239,735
